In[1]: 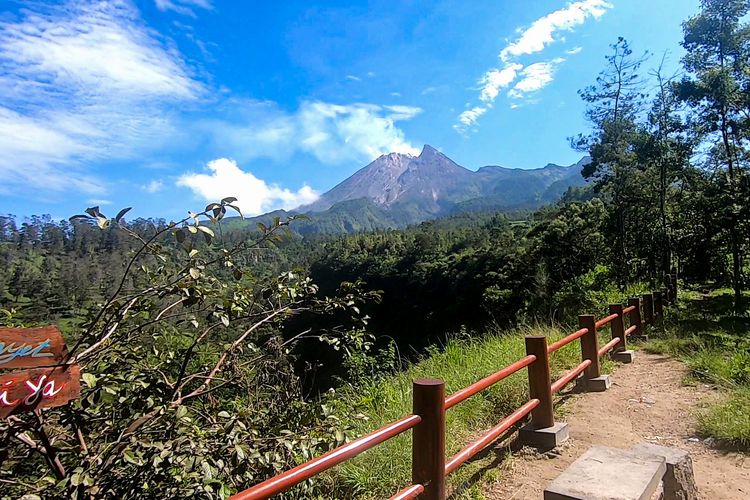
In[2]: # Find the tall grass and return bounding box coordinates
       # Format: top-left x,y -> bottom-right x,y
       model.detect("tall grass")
324,324 -> 612,498
644,287 -> 750,448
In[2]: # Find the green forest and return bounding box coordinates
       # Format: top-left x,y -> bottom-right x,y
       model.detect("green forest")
1,1 -> 750,498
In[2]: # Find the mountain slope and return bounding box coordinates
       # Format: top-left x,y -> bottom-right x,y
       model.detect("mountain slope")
302,145 -> 475,214
237,146 -> 588,236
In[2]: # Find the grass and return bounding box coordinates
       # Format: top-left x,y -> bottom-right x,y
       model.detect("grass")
644,286 -> 750,448
323,323 -> 614,499
698,388 -> 750,447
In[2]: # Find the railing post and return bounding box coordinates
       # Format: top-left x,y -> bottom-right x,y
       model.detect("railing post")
628,297 -> 643,339
642,293 -> 655,326
525,336 -> 554,429
578,314 -> 609,392
412,379 -> 445,500
519,336 -> 568,447
609,304 -> 633,363
579,315 -> 600,374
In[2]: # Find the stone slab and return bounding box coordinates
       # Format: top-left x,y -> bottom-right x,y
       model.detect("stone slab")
544,445 -> 666,500
612,349 -> 635,363
631,443 -> 699,500
576,375 -> 612,392
519,422 -> 569,449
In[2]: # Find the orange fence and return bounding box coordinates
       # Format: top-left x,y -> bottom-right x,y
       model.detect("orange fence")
231,277 -> 677,500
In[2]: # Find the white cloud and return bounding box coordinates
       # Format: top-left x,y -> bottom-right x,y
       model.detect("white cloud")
566,46 -> 584,55
0,0 -> 202,196
455,0 -> 611,132
454,106 -> 488,135
508,58 -> 565,99
479,63 -> 523,103
87,199 -> 113,206
177,158 -> 319,216
201,100 -> 422,165
144,180 -> 164,193
2,2 -> 200,100
499,0 -> 612,62
383,105 -> 423,120
0,106 -> 103,194
346,74 -> 362,82
155,0 -> 213,17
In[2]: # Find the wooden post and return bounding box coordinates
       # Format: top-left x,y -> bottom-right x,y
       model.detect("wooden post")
525,336 -> 554,429
671,274 -> 679,301
609,304 -> 626,353
628,297 -> 642,337
642,293 -> 654,326
412,379 -> 445,500
578,315 -> 600,380
654,290 -> 665,323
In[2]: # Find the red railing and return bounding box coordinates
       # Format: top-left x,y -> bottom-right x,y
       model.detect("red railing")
230,288 -> 673,500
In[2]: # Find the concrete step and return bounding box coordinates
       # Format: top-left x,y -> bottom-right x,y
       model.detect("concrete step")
544,445 -> 666,500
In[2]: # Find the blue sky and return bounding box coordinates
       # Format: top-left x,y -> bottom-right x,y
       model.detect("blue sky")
0,0 -> 700,219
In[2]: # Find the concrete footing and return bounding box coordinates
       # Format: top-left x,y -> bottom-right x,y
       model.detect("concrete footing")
519,422 -> 569,449
632,443 -> 699,500
576,375 -> 611,392
611,349 -> 635,363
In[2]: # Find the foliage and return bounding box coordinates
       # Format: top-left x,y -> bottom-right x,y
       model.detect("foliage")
0,201 -> 377,499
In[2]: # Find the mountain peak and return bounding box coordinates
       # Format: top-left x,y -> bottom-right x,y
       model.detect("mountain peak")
298,148 -> 587,216
419,144 -> 440,157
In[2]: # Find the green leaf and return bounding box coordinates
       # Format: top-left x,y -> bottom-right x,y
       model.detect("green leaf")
82,373 -> 97,387
175,228 -> 186,243
197,225 -> 215,237
114,207 -> 132,222
123,449 -> 141,465
187,225 -> 198,234
189,268 -> 201,279
221,197 -> 238,204
226,204 -> 243,218
220,314 -> 229,327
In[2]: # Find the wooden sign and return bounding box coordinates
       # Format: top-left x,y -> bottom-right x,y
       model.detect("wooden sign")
0,326 -> 66,370
0,364 -> 81,417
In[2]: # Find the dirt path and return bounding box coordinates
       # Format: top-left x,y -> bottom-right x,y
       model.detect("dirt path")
484,352 -> 750,499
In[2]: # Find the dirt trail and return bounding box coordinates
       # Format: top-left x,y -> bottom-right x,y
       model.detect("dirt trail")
484,352 -> 750,499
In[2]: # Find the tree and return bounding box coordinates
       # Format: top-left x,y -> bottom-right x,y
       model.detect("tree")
0,202 -> 376,498
632,54 -> 695,278
572,37 -> 648,286
675,0 -> 750,310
